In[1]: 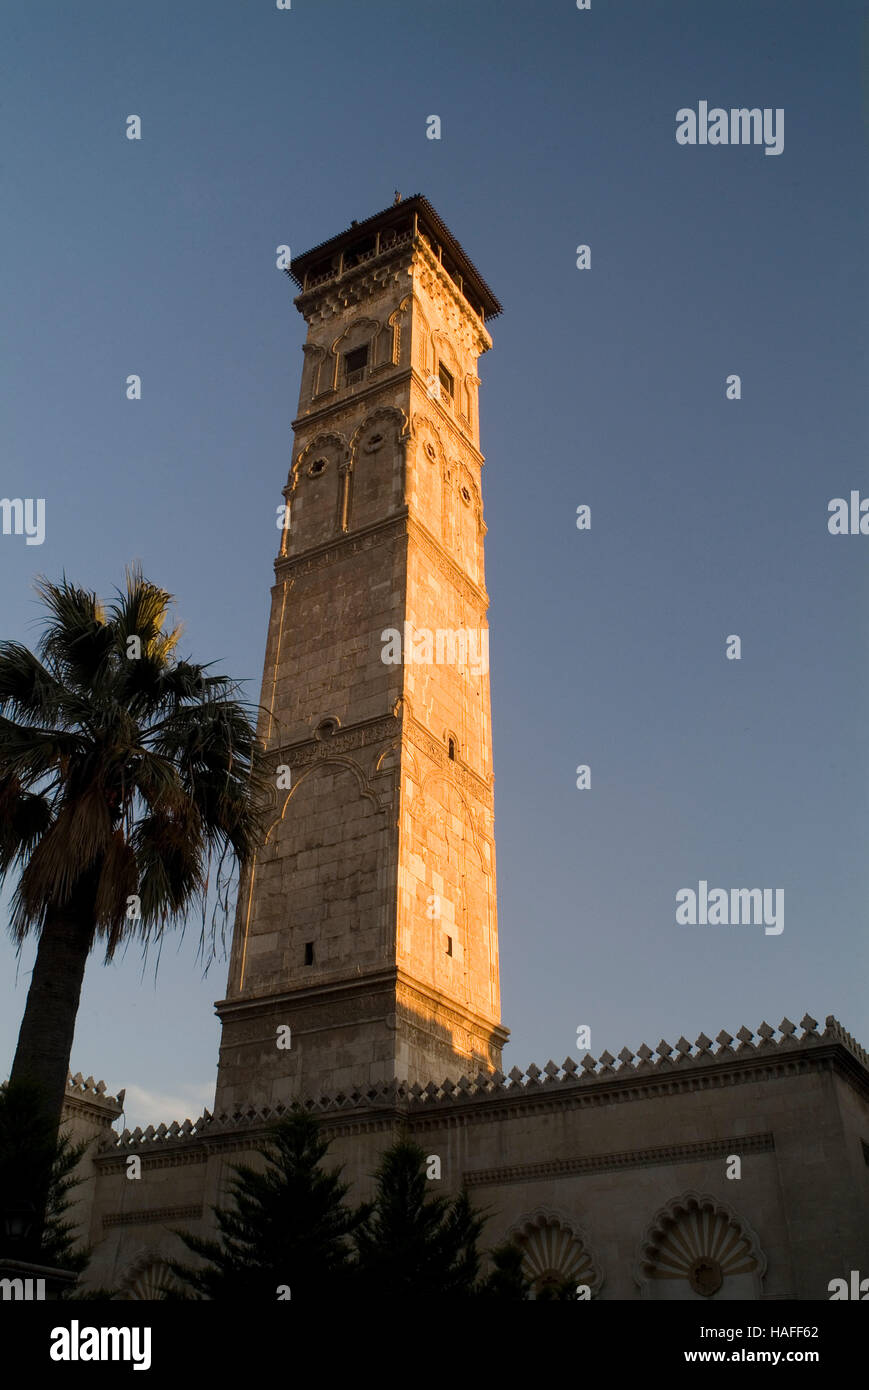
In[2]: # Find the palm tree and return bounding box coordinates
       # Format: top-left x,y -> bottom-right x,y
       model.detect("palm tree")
0,568 -> 269,1213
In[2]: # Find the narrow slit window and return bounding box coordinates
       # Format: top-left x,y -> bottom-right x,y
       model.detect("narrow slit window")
304,941 -> 314,966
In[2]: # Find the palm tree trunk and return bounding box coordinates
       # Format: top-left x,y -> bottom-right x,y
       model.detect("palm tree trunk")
10,877 -> 97,1137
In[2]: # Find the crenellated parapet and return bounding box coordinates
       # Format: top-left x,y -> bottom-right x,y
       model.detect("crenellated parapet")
62,1071 -> 125,1125
101,1014 -> 868,1154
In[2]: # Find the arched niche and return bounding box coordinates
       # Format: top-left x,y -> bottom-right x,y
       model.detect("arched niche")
348,406 -> 408,531
634,1192 -> 766,1300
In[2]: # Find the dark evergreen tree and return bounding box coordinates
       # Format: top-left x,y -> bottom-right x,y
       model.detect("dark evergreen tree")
170,1108 -> 365,1301
353,1138 -> 485,1300
0,1080 -> 90,1286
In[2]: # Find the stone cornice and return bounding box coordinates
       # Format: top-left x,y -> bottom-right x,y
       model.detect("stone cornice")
292,368 -> 415,432
62,1098 -> 121,1128
293,253 -> 409,328
393,969 -> 509,1046
291,231 -> 493,355
214,966 -> 404,1022
292,369 -> 487,473
274,511 -> 406,579
273,506 -> 487,611
97,1149 -> 208,1175
212,965 -> 504,1045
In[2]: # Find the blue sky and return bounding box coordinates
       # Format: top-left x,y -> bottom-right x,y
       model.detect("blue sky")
2,0 -> 867,1129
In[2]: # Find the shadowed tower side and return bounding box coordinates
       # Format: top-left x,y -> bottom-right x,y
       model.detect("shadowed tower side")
214,196 -> 508,1111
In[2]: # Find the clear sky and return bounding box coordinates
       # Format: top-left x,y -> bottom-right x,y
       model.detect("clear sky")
2,0 -> 868,1130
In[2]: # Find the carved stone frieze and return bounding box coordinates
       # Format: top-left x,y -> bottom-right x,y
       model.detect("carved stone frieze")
273,714 -> 400,766
296,260 -> 410,327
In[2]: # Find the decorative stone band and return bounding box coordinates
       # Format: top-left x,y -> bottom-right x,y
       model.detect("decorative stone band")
268,712 -> 400,767
102,1205 -> 203,1230
463,1133 -> 775,1188
102,1015 -> 867,1153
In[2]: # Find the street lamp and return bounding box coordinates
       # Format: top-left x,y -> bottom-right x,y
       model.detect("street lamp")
2,1201 -> 35,1246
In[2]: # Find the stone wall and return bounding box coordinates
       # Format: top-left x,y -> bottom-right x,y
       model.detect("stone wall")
82,1016 -> 869,1300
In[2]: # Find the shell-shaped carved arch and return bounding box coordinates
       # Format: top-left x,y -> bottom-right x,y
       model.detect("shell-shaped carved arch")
116,1247 -> 182,1301
506,1209 -> 603,1299
634,1192 -> 766,1299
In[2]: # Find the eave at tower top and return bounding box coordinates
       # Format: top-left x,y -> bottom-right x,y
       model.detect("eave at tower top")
286,193 -> 503,323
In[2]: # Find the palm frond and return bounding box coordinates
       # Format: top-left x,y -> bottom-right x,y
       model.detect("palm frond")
0,715 -> 86,785
33,577 -> 111,692
16,786 -> 113,915
123,810 -> 206,948
0,778 -> 53,874
93,829 -> 141,957
109,566 -> 182,662
0,643 -> 75,725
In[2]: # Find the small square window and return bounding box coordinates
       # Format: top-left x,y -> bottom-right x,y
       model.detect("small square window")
438,362 -> 454,398
304,941 -> 314,966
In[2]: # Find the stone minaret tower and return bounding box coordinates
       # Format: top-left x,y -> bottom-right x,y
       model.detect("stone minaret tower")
214,196 -> 508,1110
